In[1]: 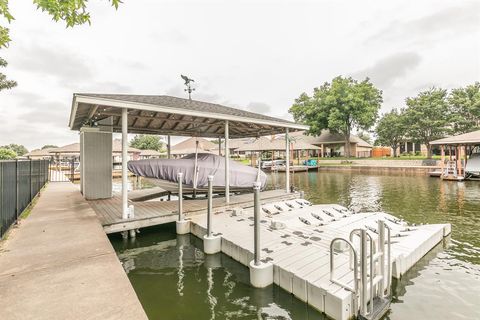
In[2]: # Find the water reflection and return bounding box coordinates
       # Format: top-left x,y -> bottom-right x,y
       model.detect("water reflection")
268,171 -> 480,265
110,171 -> 480,320
110,225 -> 326,320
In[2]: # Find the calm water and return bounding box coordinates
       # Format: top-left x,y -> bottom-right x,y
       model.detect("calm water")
110,171 -> 480,320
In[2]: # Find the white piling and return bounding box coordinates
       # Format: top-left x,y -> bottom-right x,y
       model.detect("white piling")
203,175 -> 221,254
176,172 -> 190,235
249,181 -> 273,288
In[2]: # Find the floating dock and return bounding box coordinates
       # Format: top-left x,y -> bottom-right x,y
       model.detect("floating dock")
88,186 -> 451,320
185,199 -> 451,320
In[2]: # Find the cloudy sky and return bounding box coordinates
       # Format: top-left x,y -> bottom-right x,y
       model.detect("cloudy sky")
1,0 -> 479,150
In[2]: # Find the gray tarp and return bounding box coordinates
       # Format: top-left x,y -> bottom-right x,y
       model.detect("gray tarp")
127,153 -> 267,189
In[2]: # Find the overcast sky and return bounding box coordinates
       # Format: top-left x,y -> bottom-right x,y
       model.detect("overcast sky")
1,0 -> 479,150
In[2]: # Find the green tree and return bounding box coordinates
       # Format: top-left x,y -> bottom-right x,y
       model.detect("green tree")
357,131 -> 372,145
1,143 -> 28,156
448,82 -> 480,134
41,144 -> 58,149
375,109 -> 405,157
404,87 -> 450,158
0,147 -> 16,159
0,0 -> 120,91
290,76 -> 382,157
0,57 -> 15,91
130,135 -> 164,151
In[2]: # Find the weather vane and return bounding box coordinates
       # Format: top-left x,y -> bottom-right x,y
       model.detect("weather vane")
181,74 -> 195,100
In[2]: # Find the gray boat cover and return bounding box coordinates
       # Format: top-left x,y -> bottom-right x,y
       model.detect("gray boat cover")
127,153 -> 267,189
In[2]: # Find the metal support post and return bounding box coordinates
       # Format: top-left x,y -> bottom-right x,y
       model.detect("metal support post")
178,172 -> 183,221
207,175 -> 213,237
253,181 -> 261,266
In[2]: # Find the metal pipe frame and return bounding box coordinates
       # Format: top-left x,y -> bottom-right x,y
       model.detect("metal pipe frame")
206,175 -> 213,237
121,108 -> 129,219
225,121 -> 230,203
177,172 -> 183,221
285,128 -> 290,193
350,228 -> 375,315
167,135 -> 171,159
253,181 -> 261,266
378,220 -> 386,295
385,224 -> 392,296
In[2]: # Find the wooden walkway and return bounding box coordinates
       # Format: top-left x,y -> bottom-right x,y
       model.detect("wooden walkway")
89,189 -> 297,234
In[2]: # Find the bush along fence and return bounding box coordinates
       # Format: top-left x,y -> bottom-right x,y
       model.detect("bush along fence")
0,159 -> 49,238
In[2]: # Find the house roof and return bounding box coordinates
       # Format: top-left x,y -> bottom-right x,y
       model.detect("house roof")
236,136 -> 321,152
69,94 -> 308,138
25,148 -> 55,157
289,130 -> 373,148
172,137 -> 216,151
112,139 -> 141,153
430,130 -> 480,145
139,149 -> 162,156
50,141 -> 141,154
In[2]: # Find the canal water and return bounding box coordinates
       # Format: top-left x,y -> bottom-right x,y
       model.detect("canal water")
110,172 -> 480,320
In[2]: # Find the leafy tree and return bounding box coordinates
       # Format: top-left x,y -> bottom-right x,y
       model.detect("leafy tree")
404,87 -> 450,158
1,143 -> 28,156
0,0 -> 121,91
41,144 -> 58,149
130,135 -> 164,151
0,57 -> 15,91
357,131 -> 372,145
290,76 -> 382,157
448,82 -> 480,134
0,147 -> 16,160
375,109 -> 406,157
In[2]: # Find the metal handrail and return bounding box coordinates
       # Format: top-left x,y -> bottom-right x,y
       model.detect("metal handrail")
384,223 -> 392,296
330,238 -> 359,315
350,228 -> 374,316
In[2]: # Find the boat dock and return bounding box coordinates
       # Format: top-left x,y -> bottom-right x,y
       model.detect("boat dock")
185,199 -> 451,320
90,189 -> 298,234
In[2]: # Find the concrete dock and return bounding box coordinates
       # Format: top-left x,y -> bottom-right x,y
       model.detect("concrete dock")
0,182 -> 147,320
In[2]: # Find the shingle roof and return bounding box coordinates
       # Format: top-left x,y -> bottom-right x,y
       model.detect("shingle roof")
430,130 -> 480,145
51,141 -> 141,154
78,94 -> 297,124
25,148 -> 55,157
171,137 -> 216,152
236,136 -> 321,152
70,94 -> 309,138
139,149 -> 162,156
289,130 -> 373,147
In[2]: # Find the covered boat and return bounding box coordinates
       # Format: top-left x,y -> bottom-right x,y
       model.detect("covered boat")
466,146 -> 480,178
127,153 -> 267,189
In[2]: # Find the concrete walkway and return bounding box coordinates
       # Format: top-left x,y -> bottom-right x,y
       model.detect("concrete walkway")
0,183 -> 148,320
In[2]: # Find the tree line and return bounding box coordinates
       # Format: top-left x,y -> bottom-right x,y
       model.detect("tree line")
289,77 -> 479,159
376,83 -> 480,158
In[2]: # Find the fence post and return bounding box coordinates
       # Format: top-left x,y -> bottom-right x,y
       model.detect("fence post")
15,159 -> 19,222
29,160 -> 33,202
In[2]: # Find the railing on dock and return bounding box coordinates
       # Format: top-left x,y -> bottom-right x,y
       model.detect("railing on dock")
330,221 -> 392,320
0,159 -> 49,238
49,158 -> 77,182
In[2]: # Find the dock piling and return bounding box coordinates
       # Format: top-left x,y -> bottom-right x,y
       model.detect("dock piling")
203,175 -> 221,254
249,181 -> 274,288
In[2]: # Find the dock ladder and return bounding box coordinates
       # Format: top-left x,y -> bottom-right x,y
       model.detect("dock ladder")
330,220 -> 392,320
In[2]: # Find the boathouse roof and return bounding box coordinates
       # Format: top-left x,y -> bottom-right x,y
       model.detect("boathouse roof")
430,129 -> 480,145
69,94 -> 308,138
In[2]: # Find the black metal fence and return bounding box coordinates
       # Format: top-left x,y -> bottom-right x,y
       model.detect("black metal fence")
0,159 -> 49,238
